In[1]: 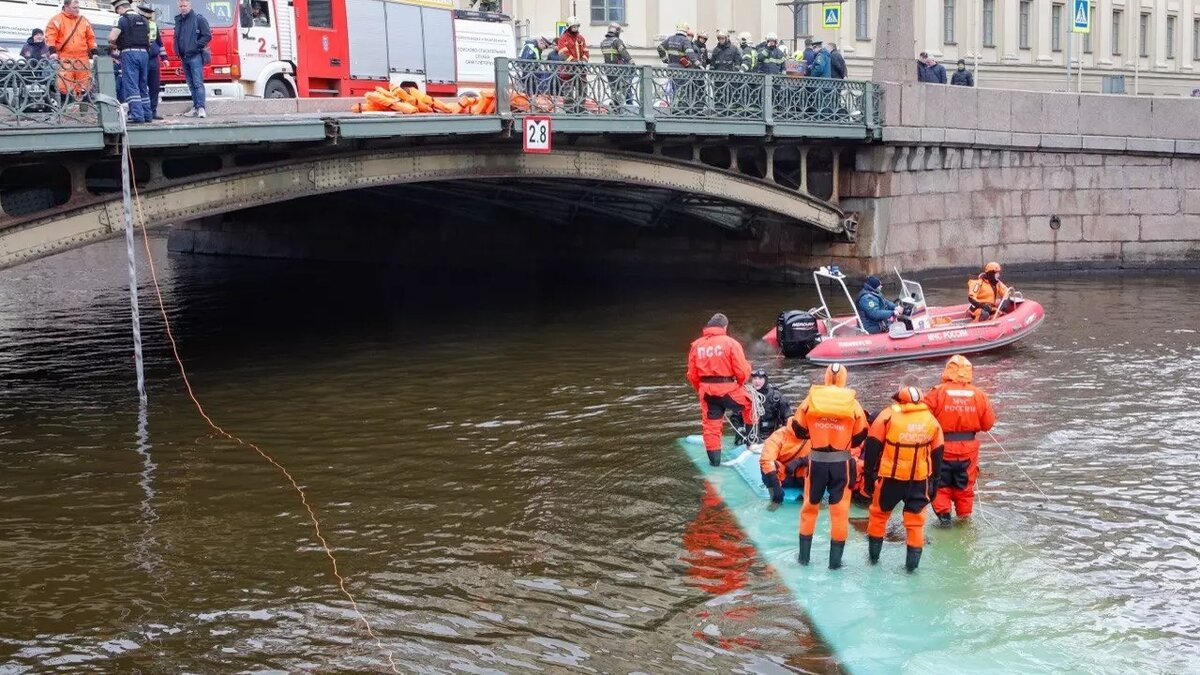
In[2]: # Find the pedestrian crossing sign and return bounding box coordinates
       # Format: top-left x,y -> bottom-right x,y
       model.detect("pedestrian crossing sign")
822,4 -> 841,29
555,21 -> 568,36
1071,0 -> 1090,33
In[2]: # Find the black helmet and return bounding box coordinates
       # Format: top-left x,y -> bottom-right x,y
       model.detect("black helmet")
751,368 -> 768,379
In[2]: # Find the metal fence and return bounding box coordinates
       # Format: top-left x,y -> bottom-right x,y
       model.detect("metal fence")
500,58 -> 882,129
0,58 -> 99,128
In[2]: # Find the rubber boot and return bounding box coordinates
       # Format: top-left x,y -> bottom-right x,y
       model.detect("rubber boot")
828,540 -> 846,570
868,536 -> 883,565
936,512 -> 953,528
707,450 -> 722,467
905,545 -> 923,572
798,534 -> 813,565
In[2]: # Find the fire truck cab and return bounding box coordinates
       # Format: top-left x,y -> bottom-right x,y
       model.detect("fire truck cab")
148,0 -> 513,100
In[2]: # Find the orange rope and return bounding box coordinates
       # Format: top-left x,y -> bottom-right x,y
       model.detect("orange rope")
126,153 -> 398,673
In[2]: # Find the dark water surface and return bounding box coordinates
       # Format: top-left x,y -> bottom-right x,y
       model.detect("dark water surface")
1,237 -> 1198,673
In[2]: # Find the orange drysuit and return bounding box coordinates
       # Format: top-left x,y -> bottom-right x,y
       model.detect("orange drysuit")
790,375 -> 868,569
923,355 -> 995,520
46,10 -> 97,97
863,386 -> 944,571
759,425 -> 809,503
968,273 -> 1011,321
687,324 -> 753,461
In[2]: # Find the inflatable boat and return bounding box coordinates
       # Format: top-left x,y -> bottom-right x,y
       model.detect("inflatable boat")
763,268 -> 1045,366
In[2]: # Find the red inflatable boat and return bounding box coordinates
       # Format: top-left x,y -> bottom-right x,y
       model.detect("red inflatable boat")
763,268 -> 1045,366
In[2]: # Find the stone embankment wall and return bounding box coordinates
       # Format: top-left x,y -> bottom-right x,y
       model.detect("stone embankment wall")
838,83 -> 1200,275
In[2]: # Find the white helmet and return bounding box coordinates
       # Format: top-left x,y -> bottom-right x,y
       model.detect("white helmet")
765,32 -> 778,41
676,21 -> 690,32
566,15 -> 580,27
738,31 -> 752,43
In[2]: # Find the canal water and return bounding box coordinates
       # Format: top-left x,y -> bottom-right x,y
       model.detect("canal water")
1,236 -> 1197,673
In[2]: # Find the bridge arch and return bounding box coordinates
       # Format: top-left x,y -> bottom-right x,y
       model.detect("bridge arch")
0,146 -> 851,270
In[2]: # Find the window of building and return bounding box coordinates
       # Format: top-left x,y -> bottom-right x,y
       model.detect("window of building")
856,0 -> 869,40
1194,19 -> 1199,61
1166,15 -> 1175,58
1139,13 -> 1149,57
1082,4 -> 1093,53
307,0 -> 331,28
1051,4 -> 1062,51
1112,10 -> 1122,55
590,0 -> 624,24
943,0 -> 955,43
1019,1 -> 1031,49
982,0 -> 994,47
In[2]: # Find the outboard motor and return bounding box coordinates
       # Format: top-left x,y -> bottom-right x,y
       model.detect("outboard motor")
777,310 -> 819,358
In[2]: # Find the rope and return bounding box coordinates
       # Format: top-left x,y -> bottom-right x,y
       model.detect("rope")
734,384 -> 766,446
986,430 -> 1052,505
123,152 -> 398,672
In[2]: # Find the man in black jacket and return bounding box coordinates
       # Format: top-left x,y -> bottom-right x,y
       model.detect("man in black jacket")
173,0 -> 211,118
747,369 -> 792,442
828,42 -> 847,79
951,59 -> 975,86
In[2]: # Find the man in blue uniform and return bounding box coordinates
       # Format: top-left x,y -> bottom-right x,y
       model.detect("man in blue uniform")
856,276 -> 901,334
108,0 -> 151,123
139,3 -> 165,120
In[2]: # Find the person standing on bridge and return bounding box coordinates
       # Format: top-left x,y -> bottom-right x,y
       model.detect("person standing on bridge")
173,0 -> 211,119
140,3 -> 166,120
45,0 -> 98,102
709,31 -> 741,71
687,313 -> 754,467
556,16 -> 589,113
863,384 -> 945,572
109,0 -> 152,124
791,363 -> 869,569
923,355 -> 995,527
737,32 -> 755,72
754,33 -> 786,75
600,22 -> 633,108
658,22 -> 698,111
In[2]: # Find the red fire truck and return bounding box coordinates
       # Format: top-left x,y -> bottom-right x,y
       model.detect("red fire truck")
145,0 -> 514,100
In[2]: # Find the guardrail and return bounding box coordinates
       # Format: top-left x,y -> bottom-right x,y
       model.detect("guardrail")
0,58 -> 99,128
497,58 -> 883,130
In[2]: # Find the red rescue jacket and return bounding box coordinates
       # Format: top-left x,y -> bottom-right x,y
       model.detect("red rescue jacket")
687,326 -> 751,396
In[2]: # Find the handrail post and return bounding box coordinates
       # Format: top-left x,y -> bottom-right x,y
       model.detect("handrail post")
863,81 -> 877,134
640,65 -> 655,124
763,74 -> 774,126
95,56 -> 122,133
495,57 -> 511,120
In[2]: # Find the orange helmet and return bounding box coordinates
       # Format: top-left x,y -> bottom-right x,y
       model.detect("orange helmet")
941,354 -> 973,384
984,262 -> 1002,273
824,363 -> 848,387
894,384 -> 923,404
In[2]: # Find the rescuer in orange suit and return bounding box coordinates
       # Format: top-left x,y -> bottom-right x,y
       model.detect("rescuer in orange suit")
923,355 -> 996,526
791,363 -> 869,569
863,384 -> 945,572
759,424 -> 809,507
968,262 -> 1013,321
687,313 -> 754,466
45,0 -> 98,99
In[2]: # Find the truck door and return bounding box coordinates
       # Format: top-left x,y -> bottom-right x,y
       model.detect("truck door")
292,0 -> 349,95
236,0 -> 276,88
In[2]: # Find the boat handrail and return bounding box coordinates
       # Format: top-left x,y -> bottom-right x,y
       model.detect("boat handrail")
812,267 -> 868,336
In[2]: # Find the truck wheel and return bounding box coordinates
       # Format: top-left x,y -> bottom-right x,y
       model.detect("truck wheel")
264,78 -> 293,99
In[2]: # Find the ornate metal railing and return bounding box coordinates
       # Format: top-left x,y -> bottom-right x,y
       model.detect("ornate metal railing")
0,58 -> 99,128
498,58 -> 883,130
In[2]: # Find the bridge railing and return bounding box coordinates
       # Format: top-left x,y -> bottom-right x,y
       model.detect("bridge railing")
497,58 -> 882,130
0,58 -> 99,128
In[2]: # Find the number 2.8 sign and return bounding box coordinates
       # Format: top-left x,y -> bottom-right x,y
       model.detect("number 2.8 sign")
523,116 -> 552,154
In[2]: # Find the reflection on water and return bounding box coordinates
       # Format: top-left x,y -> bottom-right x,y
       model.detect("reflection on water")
0,236 -> 1197,672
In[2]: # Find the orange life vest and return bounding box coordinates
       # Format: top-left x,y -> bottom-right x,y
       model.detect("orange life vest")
878,402 -> 940,481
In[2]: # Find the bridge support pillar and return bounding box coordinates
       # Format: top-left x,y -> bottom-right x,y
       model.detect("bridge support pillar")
830,151 -> 841,205
728,146 -> 738,171
68,162 -> 89,206
799,148 -> 809,195
764,145 -> 776,181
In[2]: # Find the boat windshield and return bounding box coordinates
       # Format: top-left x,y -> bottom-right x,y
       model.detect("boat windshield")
144,0 -> 235,28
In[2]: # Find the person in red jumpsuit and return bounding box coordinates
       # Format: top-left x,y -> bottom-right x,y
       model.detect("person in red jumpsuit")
922,354 -> 996,526
687,313 -> 753,466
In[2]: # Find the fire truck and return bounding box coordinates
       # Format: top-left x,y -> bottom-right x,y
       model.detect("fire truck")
145,0 -> 514,100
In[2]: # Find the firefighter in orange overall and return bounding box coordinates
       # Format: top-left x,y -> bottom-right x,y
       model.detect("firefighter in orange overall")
863,385 -> 945,572
759,424 -> 808,507
968,262 -> 1012,321
791,363 -> 868,569
923,355 -> 995,526
687,313 -> 754,466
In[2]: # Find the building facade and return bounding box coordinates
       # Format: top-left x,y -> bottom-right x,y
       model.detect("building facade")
478,0 -> 1200,96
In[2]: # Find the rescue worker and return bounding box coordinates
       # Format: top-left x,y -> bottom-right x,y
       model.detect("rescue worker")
600,22 -> 633,108
923,355 -> 995,526
45,0 -> 98,101
968,262 -> 1013,321
738,32 -> 755,72
692,31 -> 710,69
791,363 -> 869,569
109,0 -> 152,124
754,33 -> 786,75
686,313 -> 754,467
658,23 -> 697,110
857,275 -> 902,334
556,16 -> 589,113
709,31 -> 741,71
807,39 -> 830,78
517,37 -> 551,96
140,3 -> 165,120
863,385 -> 945,572
749,369 -> 791,441
759,424 -> 808,507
